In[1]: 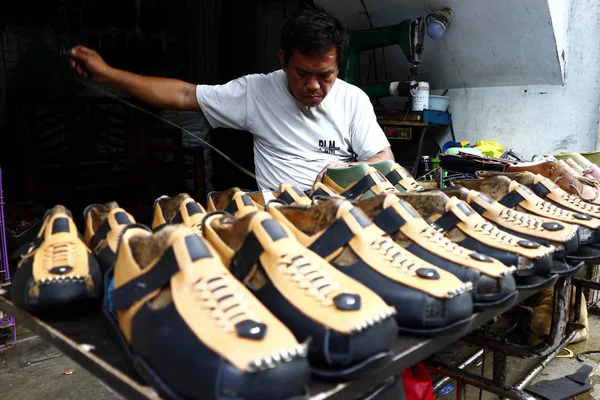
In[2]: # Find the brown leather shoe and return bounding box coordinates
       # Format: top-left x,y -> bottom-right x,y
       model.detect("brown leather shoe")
452,175 -> 600,245
152,193 -> 207,233
105,224 -> 311,399
440,186 -> 579,258
203,210 -> 397,378
506,159 -> 600,203
266,198 -> 475,335
11,205 -> 102,312
357,194 -> 555,294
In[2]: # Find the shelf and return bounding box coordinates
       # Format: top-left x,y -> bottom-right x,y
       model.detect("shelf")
0,287 -> 539,399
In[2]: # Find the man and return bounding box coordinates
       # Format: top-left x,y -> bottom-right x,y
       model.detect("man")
69,4 -> 393,190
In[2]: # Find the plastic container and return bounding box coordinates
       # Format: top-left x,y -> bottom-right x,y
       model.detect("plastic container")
410,81 -> 430,111
427,95 -> 450,111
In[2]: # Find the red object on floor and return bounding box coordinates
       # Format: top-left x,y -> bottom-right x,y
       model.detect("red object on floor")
402,363 -> 435,400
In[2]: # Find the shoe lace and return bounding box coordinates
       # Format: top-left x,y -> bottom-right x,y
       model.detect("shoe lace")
559,191 -> 600,214
533,198 -> 571,218
43,241 -> 78,270
277,254 -> 342,307
472,222 -> 516,245
421,226 -> 469,256
498,207 -> 542,230
193,274 -> 257,334
370,237 -> 417,273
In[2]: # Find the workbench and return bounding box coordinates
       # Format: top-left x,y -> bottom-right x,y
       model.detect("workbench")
377,110 -> 452,177
0,286 -> 539,400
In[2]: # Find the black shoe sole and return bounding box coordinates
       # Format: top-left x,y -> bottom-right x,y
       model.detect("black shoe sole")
473,290 -> 519,311
515,273 -> 559,291
396,312 -> 476,337
310,351 -> 393,381
552,259 -> 585,276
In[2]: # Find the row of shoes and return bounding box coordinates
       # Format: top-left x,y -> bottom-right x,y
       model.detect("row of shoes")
10,160 -> 597,400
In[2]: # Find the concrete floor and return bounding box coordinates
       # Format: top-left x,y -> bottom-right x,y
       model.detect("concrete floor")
2,312 -> 600,399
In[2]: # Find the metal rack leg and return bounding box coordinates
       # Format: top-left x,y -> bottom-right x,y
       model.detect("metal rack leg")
493,352 -> 507,387
426,361 -> 536,400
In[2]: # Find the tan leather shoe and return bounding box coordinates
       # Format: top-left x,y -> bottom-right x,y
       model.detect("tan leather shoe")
151,193 -> 207,233
441,186 -> 579,258
207,187 -> 261,217
105,224 -> 311,400
266,198 -> 475,334
453,175 -> 600,245
203,210 -> 397,378
369,160 -> 425,192
11,205 -> 102,312
84,202 -> 135,274
309,182 -> 345,199
476,171 -> 600,219
247,184 -> 313,208
357,193 -> 555,294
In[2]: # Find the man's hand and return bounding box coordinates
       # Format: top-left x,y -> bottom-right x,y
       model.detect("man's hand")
69,45 -> 112,83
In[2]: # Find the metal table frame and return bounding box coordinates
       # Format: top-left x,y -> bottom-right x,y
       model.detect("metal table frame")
0,285 -> 540,400
428,270 -> 599,400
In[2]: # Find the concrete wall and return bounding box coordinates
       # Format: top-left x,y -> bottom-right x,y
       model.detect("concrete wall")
319,0 -> 564,89
438,0 -> 600,159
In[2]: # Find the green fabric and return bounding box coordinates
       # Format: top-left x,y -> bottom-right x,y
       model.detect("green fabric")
325,163 -> 370,189
369,160 -> 395,176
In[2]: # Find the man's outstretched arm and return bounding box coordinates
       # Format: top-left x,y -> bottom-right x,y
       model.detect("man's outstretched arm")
69,45 -> 200,111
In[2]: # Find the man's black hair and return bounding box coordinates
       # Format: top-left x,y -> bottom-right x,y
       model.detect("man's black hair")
281,4 -> 349,67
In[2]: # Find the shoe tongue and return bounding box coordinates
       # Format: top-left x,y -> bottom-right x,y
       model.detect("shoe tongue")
51,216 -> 72,234
383,194 -> 422,220
229,192 -> 259,217
333,200 -> 373,230
178,198 -> 206,225
108,208 -> 134,228
509,180 -> 536,198
277,184 -> 311,206
444,197 -> 477,221
247,212 -> 290,246
45,206 -> 75,237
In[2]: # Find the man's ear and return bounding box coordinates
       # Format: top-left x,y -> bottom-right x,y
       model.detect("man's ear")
278,49 -> 286,71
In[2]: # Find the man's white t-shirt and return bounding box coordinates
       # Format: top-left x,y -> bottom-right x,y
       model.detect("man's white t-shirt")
196,70 -> 390,190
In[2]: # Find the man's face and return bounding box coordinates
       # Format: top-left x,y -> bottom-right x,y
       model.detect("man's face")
279,46 -> 338,107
